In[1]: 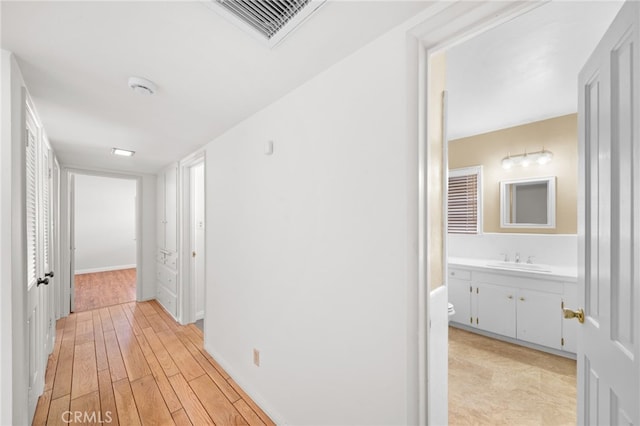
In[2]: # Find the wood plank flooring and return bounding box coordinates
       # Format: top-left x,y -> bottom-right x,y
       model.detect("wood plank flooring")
449,326 -> 577,426
34,300 -> 275,426
74,269 -> 136,312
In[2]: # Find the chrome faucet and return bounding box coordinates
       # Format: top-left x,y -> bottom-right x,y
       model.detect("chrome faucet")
526,256 -> 535,264
515,252 -> 520,263
500,252 -> 509,262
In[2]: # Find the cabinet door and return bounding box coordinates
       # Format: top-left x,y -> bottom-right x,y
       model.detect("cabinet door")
561,284 -> 578,353
475,283 -> 516,338
448,278 -> 472,326
517,289 -> 562,350
157,172 -> 166,248
164,164 -> 178,252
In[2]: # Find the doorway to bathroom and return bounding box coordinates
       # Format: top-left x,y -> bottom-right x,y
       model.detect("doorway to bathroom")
434,1 -> 624,424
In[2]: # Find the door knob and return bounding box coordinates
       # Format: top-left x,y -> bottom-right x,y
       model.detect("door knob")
37,277 -> 49,287
563,307 -> 584,324
45,271 -> 54,278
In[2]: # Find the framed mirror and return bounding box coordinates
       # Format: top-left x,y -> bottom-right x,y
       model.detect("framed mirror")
500,176 -> 556,228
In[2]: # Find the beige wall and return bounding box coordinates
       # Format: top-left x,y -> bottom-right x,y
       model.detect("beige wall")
427,52 -> 446,289
449,114 -> 578,234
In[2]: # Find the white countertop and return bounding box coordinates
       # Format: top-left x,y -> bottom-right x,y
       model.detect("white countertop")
449,256 -> 578,281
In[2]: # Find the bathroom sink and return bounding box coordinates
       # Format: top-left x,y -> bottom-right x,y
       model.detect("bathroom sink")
486,261 -> 552,273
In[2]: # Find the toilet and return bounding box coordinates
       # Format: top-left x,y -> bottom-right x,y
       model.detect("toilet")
448,303 -> 455,321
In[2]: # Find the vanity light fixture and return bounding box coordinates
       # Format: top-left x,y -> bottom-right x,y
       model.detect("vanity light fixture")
111,148 -> 135,157
501,148 -> 553,169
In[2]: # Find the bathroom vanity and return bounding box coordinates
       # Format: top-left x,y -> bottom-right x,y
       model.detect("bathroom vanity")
448,257 -> 577,358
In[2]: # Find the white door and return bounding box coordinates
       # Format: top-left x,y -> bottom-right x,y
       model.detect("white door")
574,2 -> 639,423
191,162 -> 205,320
25,98 -> 48,423
41,138 -> 55,356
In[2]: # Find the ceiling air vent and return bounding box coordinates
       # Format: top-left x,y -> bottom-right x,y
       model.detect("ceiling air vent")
207,0 -> 327,47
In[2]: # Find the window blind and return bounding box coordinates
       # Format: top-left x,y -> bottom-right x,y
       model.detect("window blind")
448,172 -> 479,234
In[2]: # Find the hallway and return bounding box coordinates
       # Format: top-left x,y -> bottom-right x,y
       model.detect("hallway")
33,300 -> 274,425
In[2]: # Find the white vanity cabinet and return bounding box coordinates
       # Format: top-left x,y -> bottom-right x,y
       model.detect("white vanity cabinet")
515,288 -> 562,350
475,282 -> 517,339
449,265 -> 575,356
448,269 -> 472,325
156,163 -> 179,319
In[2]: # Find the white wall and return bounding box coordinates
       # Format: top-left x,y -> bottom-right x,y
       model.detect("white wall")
0,49 -> 28,426
204,24 -> 416,425
74,174 -> 136,273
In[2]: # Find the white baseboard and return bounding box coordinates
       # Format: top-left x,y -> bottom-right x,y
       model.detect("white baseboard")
75,264 -> 136,275
203,342 -> 285,425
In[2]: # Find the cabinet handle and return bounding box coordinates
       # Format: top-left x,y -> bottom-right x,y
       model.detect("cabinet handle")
507,295 -> 513,299
451,271 -> 455,276
519,297 -> 525,301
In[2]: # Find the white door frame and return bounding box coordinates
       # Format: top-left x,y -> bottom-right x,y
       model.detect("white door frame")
178,150 -> 206,324
59,167 -> 143,315
407,2 -> 546,423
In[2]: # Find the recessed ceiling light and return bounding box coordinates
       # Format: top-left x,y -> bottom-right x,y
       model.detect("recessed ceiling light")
112,148 -> 135,157
128,76 -> 157,95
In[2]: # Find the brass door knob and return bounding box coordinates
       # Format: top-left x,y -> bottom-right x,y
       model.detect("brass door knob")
563,308 -> 585,324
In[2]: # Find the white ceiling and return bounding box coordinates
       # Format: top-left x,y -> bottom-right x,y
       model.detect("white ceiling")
1,0 -> 434,173
446,0 -> 624,141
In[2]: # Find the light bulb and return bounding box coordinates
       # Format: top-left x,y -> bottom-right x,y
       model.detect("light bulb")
521,155 -> 531,167
502,157 -> 513,169
537,150 -> 552,165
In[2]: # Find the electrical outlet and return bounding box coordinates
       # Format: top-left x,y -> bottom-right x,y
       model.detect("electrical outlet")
253,348 -> 260,367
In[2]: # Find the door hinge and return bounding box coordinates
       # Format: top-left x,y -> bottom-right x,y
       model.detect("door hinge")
561,337 -> 565,346
48,168 -> 52,179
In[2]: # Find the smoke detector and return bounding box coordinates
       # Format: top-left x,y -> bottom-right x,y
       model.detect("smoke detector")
128,76 -> 157,95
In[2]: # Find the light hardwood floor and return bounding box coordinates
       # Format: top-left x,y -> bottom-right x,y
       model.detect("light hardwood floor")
74,269 -> 136,312
449,327 -> 577,426
33,300 -> 275,426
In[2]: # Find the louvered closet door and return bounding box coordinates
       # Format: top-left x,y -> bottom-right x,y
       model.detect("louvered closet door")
41,139 -> 54,356
25,98 -> 47,424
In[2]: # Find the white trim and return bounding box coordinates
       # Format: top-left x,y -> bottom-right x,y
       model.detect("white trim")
74,264 -> 136,275
178,149 -> 206,325
204,341 -> 284,425
499,176 -> 556,229
409,1 -> 548,423
60,166 -> 143,315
